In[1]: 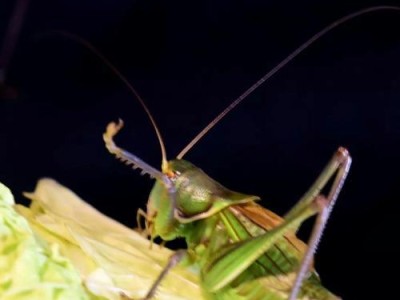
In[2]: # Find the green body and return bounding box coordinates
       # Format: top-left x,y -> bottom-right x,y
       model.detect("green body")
147,159 -> 339,300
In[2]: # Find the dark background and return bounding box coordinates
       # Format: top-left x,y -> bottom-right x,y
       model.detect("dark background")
1,0 -> 400,299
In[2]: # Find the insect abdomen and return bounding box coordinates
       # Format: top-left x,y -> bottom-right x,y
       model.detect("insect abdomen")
199,204 -> 340,299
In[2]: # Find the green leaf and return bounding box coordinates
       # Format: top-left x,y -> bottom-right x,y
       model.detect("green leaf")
0,182 -> 99,300
15,178 -> 202,300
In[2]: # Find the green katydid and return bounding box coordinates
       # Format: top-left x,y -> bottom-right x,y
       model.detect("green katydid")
91,6 -> 398,300
106,120 -> 349,300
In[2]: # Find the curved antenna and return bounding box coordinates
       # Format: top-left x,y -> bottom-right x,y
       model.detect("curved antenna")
177,5 -> 400,159
37,31 -> 169,171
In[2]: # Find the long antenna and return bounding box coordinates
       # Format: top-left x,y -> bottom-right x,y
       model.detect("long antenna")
177,6 -> 400,159
38,31 -> 169,171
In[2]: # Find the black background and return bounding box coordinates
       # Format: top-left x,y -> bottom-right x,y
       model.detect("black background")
1,1 -> 400,299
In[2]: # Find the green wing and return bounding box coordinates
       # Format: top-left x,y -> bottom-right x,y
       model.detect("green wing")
201,202 -> 340,300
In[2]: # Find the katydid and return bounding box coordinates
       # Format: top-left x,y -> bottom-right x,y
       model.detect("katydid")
97,6 -> 398,300
106,121 -> 350,300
